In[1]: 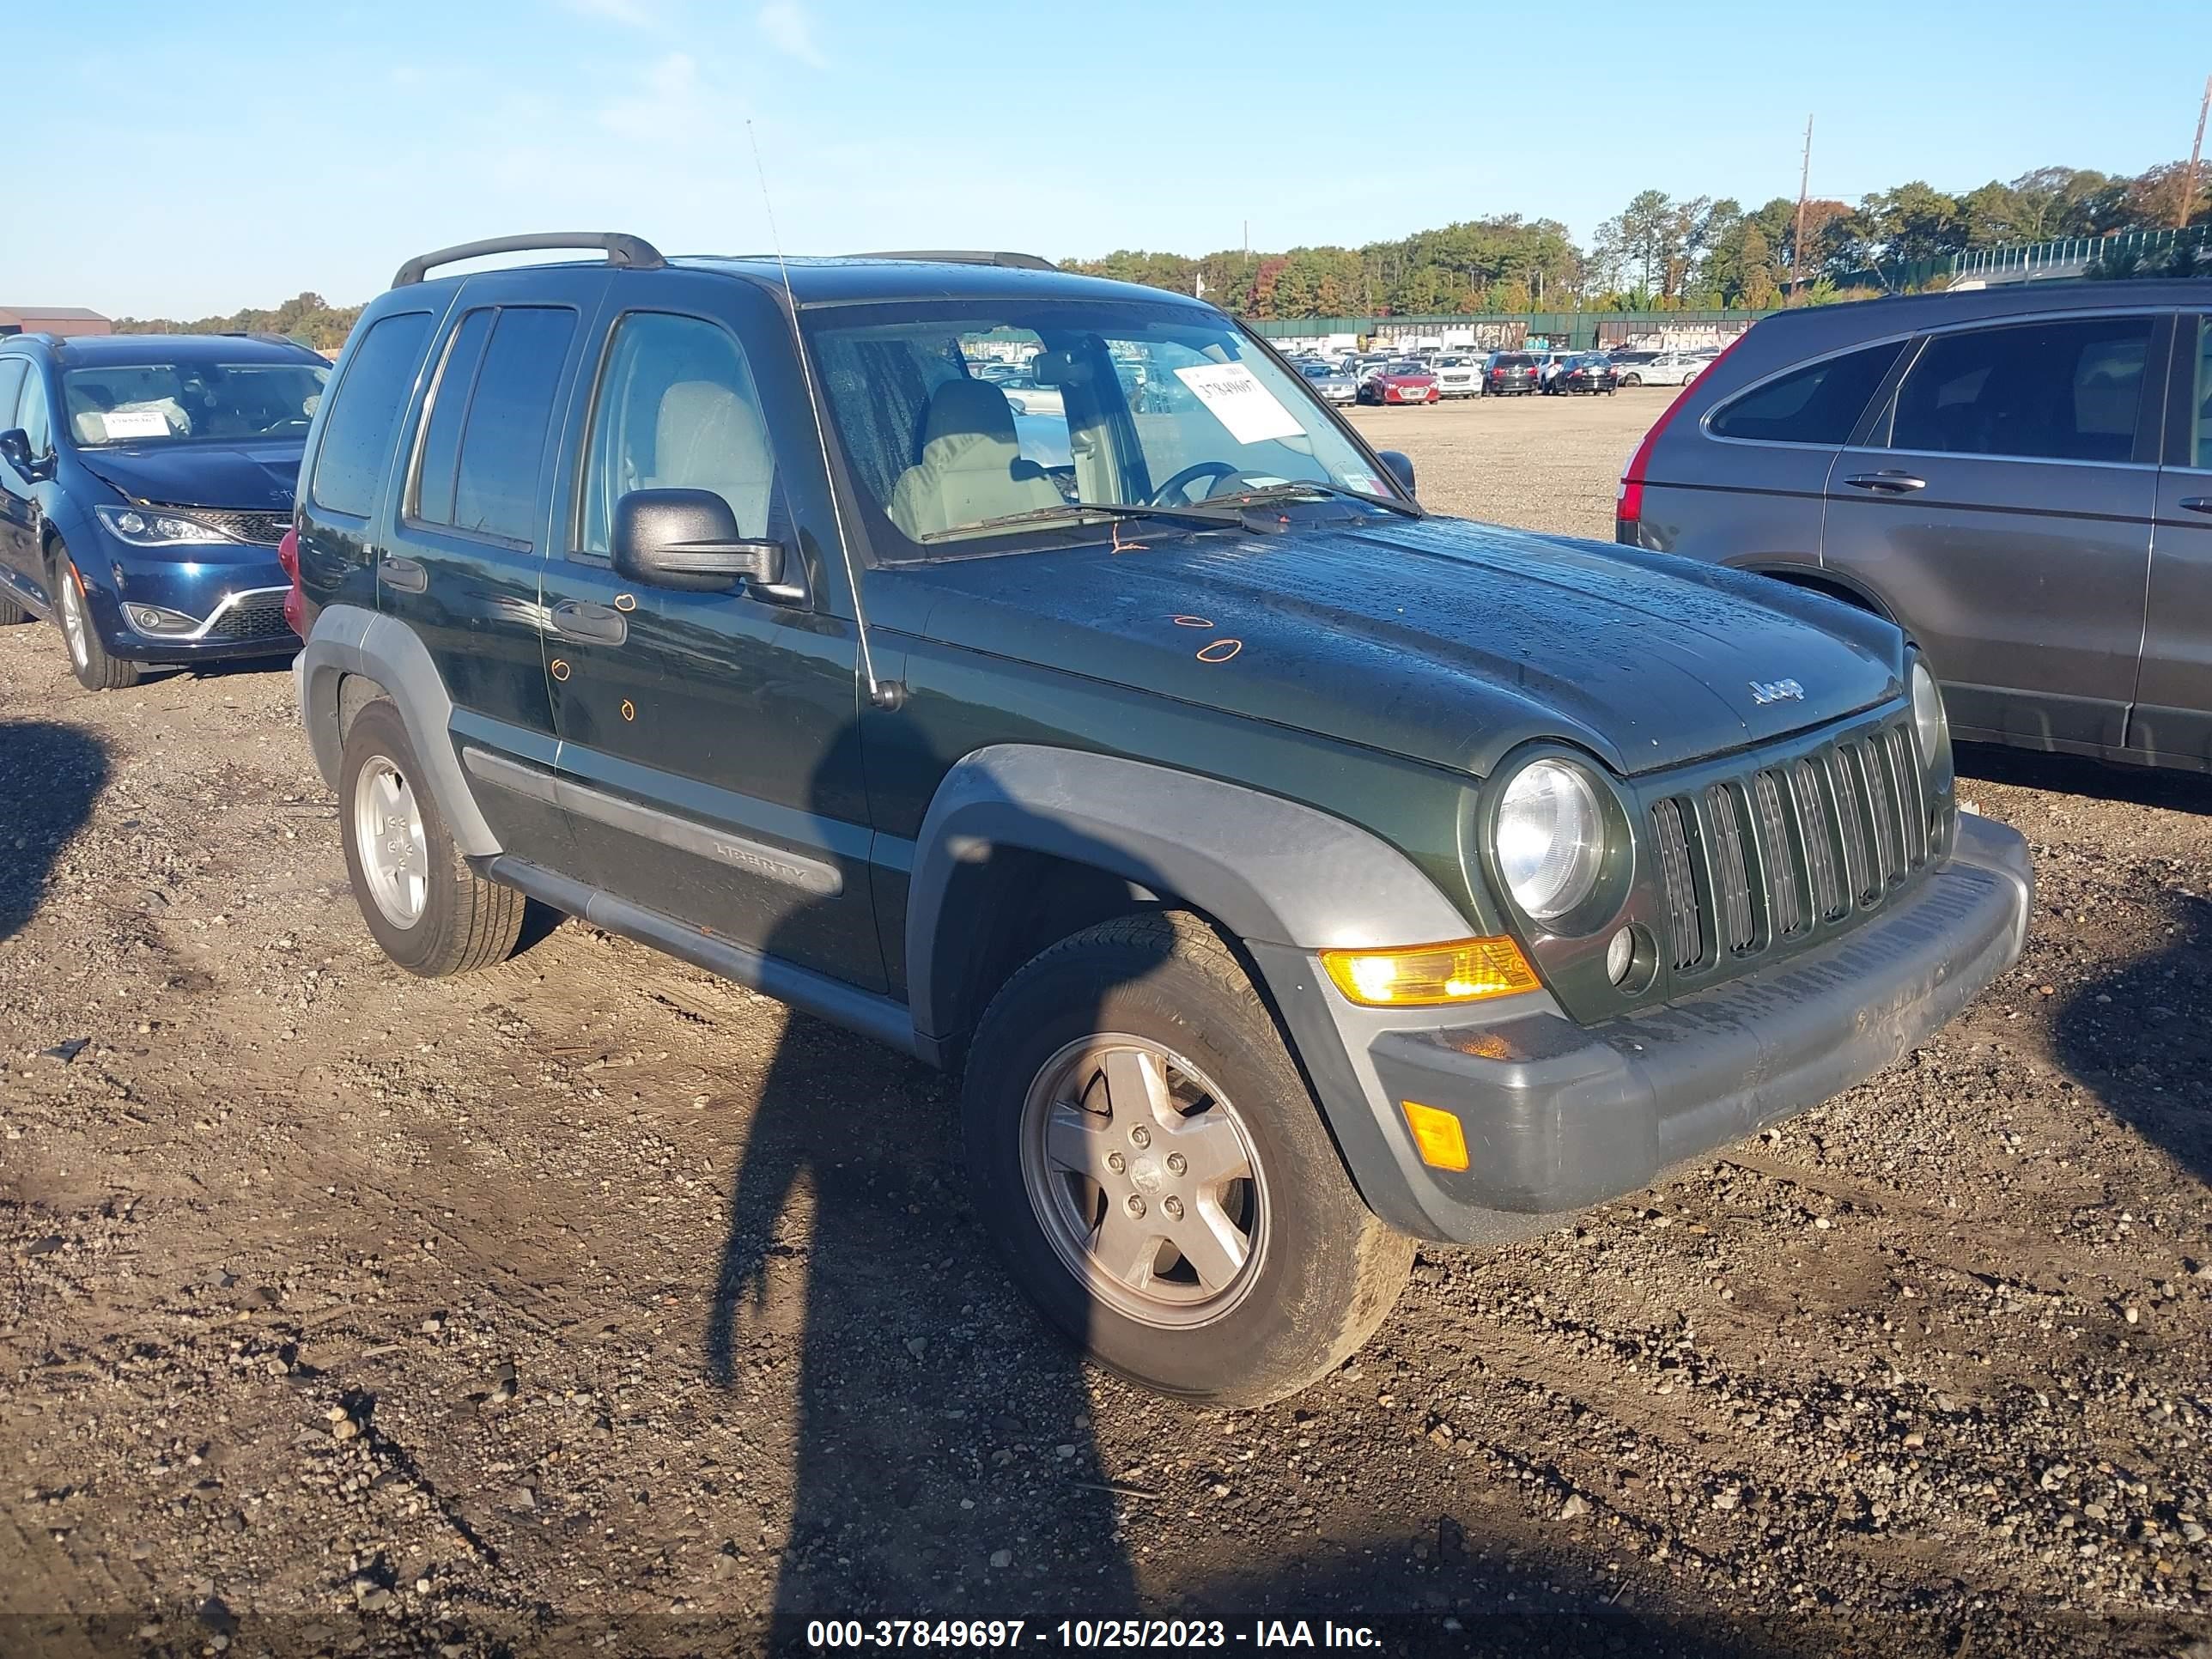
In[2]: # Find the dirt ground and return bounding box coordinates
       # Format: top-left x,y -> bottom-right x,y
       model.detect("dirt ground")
3,391 -> 2209,1658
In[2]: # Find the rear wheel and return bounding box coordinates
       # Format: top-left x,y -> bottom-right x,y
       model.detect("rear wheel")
963,911 -> 1413,1405
338,699 -> 524,976
52,550 -> 140,691
1621,373 -> 1643,387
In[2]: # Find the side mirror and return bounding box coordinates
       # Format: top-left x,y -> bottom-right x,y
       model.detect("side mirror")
0,427 -> 43,480
611,489 -> 787,594
1377,450 -> 1416,497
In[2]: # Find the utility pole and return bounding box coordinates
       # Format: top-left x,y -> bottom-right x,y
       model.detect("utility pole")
1790,113 -> 1814,302
2181,74 -> 2210,229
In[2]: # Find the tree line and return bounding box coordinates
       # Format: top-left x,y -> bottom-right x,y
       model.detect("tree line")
112,292 -> 362,351
1068,159 -> 2211,318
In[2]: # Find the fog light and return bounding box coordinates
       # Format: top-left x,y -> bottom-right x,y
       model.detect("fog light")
1401,1102 -> 1469,1171
1606,925 -> 1636,984
1320,937 -> 1540,1006
125,603 -> 198,635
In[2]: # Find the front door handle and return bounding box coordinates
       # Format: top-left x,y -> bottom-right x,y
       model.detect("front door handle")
1843,471 -> 1928,494
550,599 -> 628,646
380,556 -> 428,593
2179,497 -> 2212,514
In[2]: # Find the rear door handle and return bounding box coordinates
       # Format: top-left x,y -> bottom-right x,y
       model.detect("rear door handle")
550,599 -> 628,645
1843,471 -> 1928,494
380,556 -> 428,593
2179,497 -> 2212,514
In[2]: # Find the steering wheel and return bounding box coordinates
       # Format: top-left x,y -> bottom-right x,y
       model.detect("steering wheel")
1150,460 -> 1249,507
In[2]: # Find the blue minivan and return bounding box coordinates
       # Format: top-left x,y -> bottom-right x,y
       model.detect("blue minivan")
0,331 -> 327,690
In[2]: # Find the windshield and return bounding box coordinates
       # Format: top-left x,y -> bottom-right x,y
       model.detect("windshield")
64,361 -> 329,447
809,299 -> 1401,556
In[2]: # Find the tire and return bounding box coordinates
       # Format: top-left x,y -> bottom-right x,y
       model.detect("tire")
337,699 -> 524,977
52,550 -> 140,691
0,589 -> 27,624
1621,374 -> 1643,387
963,910 -> 1413,1406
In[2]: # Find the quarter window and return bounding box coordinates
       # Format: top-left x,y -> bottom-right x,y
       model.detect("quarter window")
1887,315 -> 2153,465
312,311 -> 434,518
578,312 -> 783,556
1710,342 -> 1903,445
410,309 -> 495,527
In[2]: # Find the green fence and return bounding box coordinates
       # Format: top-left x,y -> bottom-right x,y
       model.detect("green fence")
1244,309 -> 1780,350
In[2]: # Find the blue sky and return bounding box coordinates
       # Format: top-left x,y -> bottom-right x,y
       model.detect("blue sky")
6,0 -> 2207,317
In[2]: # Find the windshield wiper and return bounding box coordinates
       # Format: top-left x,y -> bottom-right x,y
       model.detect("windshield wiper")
916,500 -> 1247,544
1221,479 -> 1423,518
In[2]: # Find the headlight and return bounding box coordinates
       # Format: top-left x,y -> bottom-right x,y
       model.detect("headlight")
1495,758 -> 1607,921
94,506 -> 236,547
1910,660 -> 1948,768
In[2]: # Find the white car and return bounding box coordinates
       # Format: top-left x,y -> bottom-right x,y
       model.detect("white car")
1612,351 -> 1705,388
1429,355 -> 1486,398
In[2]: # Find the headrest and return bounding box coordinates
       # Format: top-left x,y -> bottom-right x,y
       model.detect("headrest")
922,377 -> 1018,448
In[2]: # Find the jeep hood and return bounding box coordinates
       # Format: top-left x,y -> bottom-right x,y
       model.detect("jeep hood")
75,441 -> 305,512
894,516 -> 1903,779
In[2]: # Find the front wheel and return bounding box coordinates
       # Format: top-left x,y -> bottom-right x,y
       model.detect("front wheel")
52,552 -> 140,691
963,911 -> 1413,1405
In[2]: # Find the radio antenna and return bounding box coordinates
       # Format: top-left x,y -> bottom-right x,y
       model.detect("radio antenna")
746,118 -> 896,708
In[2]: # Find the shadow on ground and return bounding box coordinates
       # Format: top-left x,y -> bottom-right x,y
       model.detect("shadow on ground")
0,716 -> 107,942
1955,742 -> 2212,815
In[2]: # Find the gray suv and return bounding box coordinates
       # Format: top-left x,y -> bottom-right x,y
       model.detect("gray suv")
1620,281 -> 2212,771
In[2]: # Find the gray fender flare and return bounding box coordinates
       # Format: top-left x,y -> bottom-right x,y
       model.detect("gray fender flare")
903,744 -> 1471,1045
295,603 -> 501,857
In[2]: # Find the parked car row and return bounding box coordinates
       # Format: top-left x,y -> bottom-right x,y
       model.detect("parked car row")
5,234 -> 2048,1408
1281,346 -> 1717,404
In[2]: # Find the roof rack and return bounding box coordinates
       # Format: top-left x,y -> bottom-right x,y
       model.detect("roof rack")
392,233 -> 665,289
853,250 -> 1057,271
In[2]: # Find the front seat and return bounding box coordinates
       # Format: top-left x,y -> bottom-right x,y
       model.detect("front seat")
886,378 -> 1065,540
649,380 -> 776,536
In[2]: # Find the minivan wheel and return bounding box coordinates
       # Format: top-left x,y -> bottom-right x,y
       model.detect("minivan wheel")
963,911 -> 1413,1405
338,700 -> 524,976
52,553 -> 140,691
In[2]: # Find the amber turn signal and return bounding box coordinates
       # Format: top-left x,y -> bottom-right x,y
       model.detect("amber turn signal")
1319,937 -> 1539,1006
1401,1102 -> 1470,1171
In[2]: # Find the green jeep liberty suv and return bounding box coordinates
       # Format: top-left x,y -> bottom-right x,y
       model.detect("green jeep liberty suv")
289,234 -> 2032,1403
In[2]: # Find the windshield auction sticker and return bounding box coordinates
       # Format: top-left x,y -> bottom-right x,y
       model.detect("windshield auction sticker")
100,410 -> 173,441
1173,362 -> 1304,446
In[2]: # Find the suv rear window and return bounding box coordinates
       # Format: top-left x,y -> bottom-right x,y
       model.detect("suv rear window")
1710,341 -> 1904,445
313,312 -> 433,518
1888,316 -> 2153,465
410,307 -> 576,546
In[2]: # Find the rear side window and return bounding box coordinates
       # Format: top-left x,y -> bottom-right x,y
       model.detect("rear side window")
412,307 -> 576,546
1888,315 -> 2153,465
312,311 -> 433,517
1710,341 -> 1904,445
2191,315 -> 2211,471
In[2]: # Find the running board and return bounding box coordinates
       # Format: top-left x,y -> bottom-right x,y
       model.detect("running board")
481,855 -> 932,1064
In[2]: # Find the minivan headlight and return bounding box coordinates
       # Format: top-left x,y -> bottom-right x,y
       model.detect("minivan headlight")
1495,758 -> 1607,921
1910,660 -> 1948,769
94,506 -> 235,547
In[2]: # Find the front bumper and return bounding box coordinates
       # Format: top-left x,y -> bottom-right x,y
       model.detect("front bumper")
1254,813 -> 2032,1246
83,539 -> 296,663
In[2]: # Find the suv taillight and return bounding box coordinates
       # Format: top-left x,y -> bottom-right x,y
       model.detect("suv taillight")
1615,333 -> 1749,544
278,527 -> 303,635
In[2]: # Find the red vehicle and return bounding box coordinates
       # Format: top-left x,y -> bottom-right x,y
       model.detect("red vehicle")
1356,362 -> 1439,405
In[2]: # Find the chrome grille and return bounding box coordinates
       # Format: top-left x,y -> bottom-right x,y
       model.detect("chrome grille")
1752,770 -> 1803,938
204,592 -> 293,641
1651,798 -> 1702,970
160,506 -> 290,546
1650,714 -> 1932,986
1704,782 -> 1755,953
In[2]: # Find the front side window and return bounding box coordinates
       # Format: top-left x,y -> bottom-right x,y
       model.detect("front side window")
63,361 -> 325,447
1710,341 -> 1904,446
1888,315 -> 2153,464
809,299 -> 1396,555
411,306 -> 576,546
579,311 -> 784,556
18,367 -> 52,458
0,361 -> 26,443
313,312 -> 434,518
